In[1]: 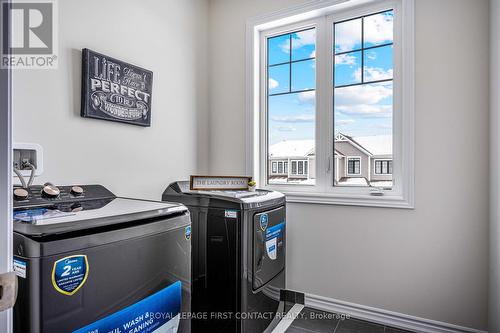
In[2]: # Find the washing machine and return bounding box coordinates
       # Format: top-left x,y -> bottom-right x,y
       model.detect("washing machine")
162,181 -> 286,333
12,183 -> 191,333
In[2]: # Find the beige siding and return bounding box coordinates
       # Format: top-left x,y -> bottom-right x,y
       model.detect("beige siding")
370,157 -> 393,181
335,156 -> 345,183
335,141 -> 370,179
308,157 -> 316,179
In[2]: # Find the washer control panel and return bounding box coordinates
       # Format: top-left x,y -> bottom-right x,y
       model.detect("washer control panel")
13,184 -> 115,209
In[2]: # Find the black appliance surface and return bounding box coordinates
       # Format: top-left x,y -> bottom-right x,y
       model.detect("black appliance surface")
162,181 -> 287,333
13,184 -> 191,333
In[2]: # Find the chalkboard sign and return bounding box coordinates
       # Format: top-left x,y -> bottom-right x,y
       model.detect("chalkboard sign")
81,49 -> 153,127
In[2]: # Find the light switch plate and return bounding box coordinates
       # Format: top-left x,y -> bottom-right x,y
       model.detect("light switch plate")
13,143 -> 44,177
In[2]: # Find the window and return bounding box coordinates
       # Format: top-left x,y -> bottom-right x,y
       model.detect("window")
334,10 -> 393,187
347,158 -> 360,175
278,161 -> 283,173
267,28 -> 316,185
249,0 -> 415,208
290,160 -> 308,176
375,160 -> 392,174
272,162 -> 277,173
298,161 -> 304,174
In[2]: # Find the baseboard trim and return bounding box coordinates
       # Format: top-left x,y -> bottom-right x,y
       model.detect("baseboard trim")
305,292 -> 487,333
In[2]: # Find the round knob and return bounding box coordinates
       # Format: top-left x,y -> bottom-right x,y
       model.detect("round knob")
71,203 -> 83,212
42,184 -> 60,198
71,186 -> 84,196
13,188 -> 29,200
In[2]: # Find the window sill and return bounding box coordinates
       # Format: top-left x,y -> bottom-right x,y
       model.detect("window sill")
280,191 -> 414,209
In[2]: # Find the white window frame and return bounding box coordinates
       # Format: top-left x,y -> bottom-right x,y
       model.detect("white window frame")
245,0 -> 414,208
346,157 -> 361,176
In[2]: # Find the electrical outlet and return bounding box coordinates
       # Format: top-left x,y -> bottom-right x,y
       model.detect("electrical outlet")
13,143 -> 44,177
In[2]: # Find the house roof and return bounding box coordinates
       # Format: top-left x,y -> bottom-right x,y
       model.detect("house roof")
352,135 -> 392,156
334,149 -> 345,157
269,140 -> 314,158
268,134 -> 392,158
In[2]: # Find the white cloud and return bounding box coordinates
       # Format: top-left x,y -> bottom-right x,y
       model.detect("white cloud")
280,29 -> 316,53
294,29 -> 315,47
335,83 -> 392,106
366,50 -> 377,60
269,78 -> 279,89
335,19 -> 362,52
364,67 -> 393,81
373,123 -> 392,130
335,53 -> 357,66
335,83 -> 392,118
335,12 -> 393,52
298,90 -> 315,103
336,119 -> 356,126
336,104 -> 392,117
271,114 -> 315,123
275,125 -> 297,132
353,68 -> 361,82
352,67 -> 393,82
364,12 -> 393,46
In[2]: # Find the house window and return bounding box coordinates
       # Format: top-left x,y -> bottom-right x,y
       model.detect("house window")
291,161 -> 297,175
290,160 -> 308,176
375,160 -> 392,174
272,162 -> 277,173
266,27 -> 316,185
251,0 -> 414,208
347,158 -> 360,175
298,161 -> 304,174
278,161 -> 283,173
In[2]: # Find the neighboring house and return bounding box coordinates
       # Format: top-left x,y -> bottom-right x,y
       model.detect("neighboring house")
268,133 -> 392,187
334,133 -> 392,187
268,140 -> 316,184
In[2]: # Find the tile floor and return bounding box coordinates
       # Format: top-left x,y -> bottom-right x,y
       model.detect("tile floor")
285,308 -> 415,333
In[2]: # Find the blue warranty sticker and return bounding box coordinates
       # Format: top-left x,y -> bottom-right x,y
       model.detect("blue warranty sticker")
13,259 -> 27,278
73,281 -> 182,333
52,255 -> 89,296
265,221 -> 285,240
265,222 -> 285,260
185,226 -> 192,241
260,213 -> 269,231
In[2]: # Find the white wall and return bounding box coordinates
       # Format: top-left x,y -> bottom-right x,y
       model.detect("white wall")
13,0 -> 209,200
208,0 -> 489,330
490,0 -> 499,332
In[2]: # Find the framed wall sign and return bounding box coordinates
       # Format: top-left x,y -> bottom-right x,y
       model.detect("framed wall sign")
81,48 -> 153,127
190,176 -> 252,191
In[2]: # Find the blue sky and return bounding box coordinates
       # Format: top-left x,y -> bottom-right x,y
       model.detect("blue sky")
267,11 -> 394,145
